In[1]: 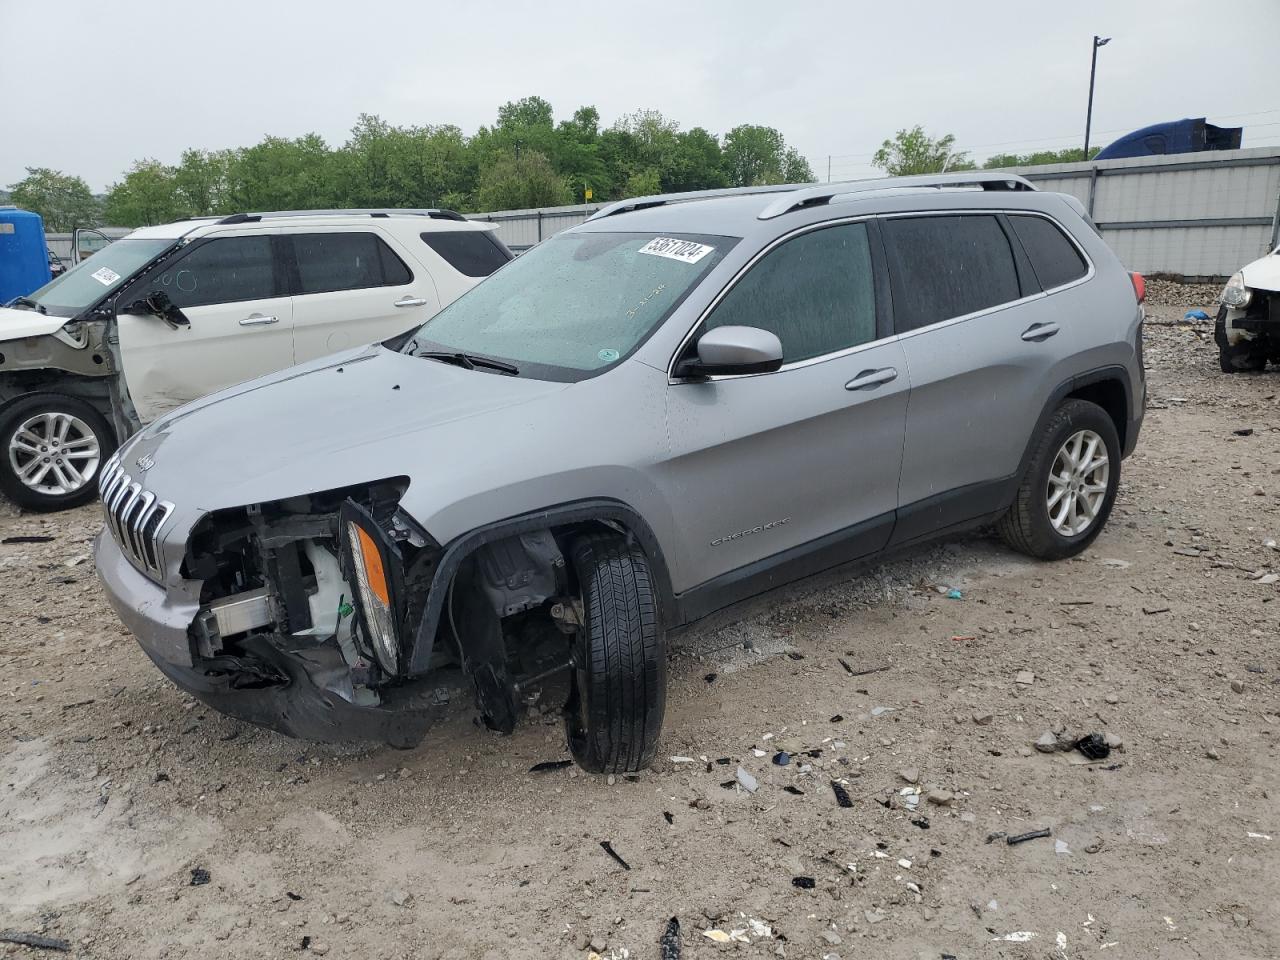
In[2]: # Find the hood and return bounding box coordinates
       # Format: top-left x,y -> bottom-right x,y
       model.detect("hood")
0,306 -> 68,341
1240,249 -> 1280,293
121,344 -> 569,514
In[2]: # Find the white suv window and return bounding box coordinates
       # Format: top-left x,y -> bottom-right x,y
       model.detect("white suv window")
290,232 -> 412,295
160,236 -> 278,308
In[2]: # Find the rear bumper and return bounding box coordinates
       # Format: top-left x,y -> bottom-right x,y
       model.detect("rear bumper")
95,529 -> 440,747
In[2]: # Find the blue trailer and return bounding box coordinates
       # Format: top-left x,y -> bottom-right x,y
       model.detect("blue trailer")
0,207 -> 52,303
1095,118 -> 1243,160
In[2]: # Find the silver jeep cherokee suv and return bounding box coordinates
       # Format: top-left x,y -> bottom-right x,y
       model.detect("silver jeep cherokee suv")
95,173 -> 1146,772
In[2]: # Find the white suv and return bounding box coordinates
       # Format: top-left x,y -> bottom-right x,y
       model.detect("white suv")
0,210 -> 512,510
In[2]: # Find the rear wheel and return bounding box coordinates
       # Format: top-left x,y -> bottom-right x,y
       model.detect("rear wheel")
564,532 -> 665,773
998,399 -> 1120,560
0,393 -> 114,511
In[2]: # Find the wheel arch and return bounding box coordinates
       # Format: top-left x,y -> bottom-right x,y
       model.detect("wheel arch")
1016,365 -> 1134,489
403,498 -> 675,676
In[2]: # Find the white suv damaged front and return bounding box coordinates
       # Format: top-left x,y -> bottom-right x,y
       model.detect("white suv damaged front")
1216,246 -> 1280,372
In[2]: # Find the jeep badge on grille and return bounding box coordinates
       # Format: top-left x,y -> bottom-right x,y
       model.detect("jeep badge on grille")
136,454 -> 155,472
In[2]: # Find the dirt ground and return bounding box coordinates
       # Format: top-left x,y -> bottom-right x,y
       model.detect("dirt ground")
2,284 -> 1277,960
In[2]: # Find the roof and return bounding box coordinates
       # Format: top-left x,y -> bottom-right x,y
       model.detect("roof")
125,209 -> 497,242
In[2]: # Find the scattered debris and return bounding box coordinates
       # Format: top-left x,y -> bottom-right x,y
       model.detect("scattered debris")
528,759 -> 573,773
1035,731 -> 1059,753
946,588 -> 963,600
1142,606 -> 1171,615
1232,427 -> 1255,436
783,785 -> 805,796
791,876 -> 816,889
839,660 -> 890,677
870,706 -> 895,717
897,767 -> 919,784
985,831 -> 1007,844
704,672 -> 717,684
1007,828 -> 1052,845
1247,832 -> 1272,840
772,751 -> 791,766
702,929 -> 732,944
911,816 -> 931,830
663,811 -> 674,825
735,767 -> 759,793
660,916 -> 681,960
972,711 -> 994,725
991,931 -> 1038,943
190,867 -> 211,886
0,931 -> 71,952
829,714 -> 844,723
830,780 -> 853,808
1231,679 -> 1246,693
599,840 -> 631,871
1055,840 -> 1070,855
388,889 -> 413,907
1,535 -> 55,545
926,789 -> 955,806
1074,733 -> 1111,760
1014,670 -> 1035,685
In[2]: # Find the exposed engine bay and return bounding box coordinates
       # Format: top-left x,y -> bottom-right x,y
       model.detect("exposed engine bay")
179,480 -> 585,746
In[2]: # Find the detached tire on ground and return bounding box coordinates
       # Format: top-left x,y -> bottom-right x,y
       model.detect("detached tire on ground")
998,398 -> 1121,561
0,393 -> 115,511
565,532 -> 666,774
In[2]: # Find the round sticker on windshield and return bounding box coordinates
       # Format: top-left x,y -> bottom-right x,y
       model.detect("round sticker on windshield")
598,348 -> 620,363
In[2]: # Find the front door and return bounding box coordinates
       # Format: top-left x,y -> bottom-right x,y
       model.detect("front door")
282,229 -> 439,362
118,233 -> 294,422
656,220 -> 910,609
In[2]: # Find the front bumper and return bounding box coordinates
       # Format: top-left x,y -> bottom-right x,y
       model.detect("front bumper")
95,529 -> 441,747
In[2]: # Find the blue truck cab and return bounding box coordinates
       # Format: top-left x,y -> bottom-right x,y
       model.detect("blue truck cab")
0,207 -> 52,304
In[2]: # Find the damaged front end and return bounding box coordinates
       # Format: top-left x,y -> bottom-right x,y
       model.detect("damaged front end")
1216,261 -> 1280,372
171,480 -> 581,748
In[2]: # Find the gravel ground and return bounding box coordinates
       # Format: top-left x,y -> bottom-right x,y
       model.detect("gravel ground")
1,286 -> 1278,960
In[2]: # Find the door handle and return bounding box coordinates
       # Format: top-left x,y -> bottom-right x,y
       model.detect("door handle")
845,367 -> 898,391
239,314 -> 278,326
1021,322 -> 1059,342
394,296 -> 429,308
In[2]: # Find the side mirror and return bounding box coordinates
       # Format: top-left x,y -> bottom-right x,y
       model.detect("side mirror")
122,290 -> 190,328
675,325 -> 784,378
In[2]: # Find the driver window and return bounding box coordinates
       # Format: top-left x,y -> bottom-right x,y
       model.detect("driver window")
156,237 -> 277,308
703,222 -> 877,363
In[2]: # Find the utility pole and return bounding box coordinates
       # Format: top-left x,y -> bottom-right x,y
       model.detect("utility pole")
827,156 -> 831,183
1083,35 -> 1111,161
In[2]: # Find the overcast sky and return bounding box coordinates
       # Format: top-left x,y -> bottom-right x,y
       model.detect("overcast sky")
2,0 -> 1276,192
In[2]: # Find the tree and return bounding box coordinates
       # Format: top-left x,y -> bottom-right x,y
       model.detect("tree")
983,147 -> 1099,169
722,125 -> 813,186
664,127 -> 727,192
476,150 -> 572,210
872,126 -> 974,176
7,167 -> 100,230
103,160 -> 184,227
496,96 -> 555,132
625,168 -> 662,197
335,114 -> 475,209
174,149 -> 234,216
224,134 -> 336,211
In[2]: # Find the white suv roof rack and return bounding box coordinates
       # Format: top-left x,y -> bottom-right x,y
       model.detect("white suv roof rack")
203,208 -> 468,225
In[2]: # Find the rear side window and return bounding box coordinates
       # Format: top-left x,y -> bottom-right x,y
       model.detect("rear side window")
290,232 -> 412,295
420,230 -> 512,277
882,215 -> 1021,332
1008,214 -> 1088,290
160,236 -> 277,308
703,222 -> 877,363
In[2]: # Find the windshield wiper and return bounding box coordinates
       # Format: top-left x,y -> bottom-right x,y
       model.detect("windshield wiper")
8,296 -> 46,314
418,351 -> 519,375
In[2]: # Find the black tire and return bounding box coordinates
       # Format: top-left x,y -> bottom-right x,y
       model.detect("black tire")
1215,308 -> 1266,373
998,399 -> 1121,561
0,393 -> 115,512
564,532 -> 666,774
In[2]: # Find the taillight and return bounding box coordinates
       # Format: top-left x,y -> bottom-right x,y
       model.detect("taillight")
1130,271 -> 1146,304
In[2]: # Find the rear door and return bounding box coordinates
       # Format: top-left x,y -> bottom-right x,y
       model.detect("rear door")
883,211 -> 1089,543
416,227 -> 512,305
283,229 -> 437,361
117,233 -> 294,422
659,220 -> 910,603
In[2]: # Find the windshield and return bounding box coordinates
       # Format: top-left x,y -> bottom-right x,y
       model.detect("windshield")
403,231 -> 735,379
21,239 -> 175,317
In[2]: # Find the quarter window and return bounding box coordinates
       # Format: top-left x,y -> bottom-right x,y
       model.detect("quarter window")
290,232 -> 412,295
159,236 -> 277,308
1008,214 -> 1088,290
420,230 -> 512,277
881,215 -> 1021,332
703,222 -> 877,363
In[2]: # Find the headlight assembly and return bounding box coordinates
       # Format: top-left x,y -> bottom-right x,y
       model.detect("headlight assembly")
340,501 -> 404,676
1220,272 -> 1252,309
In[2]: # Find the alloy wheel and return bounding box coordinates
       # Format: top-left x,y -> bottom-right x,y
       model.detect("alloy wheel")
1046,428 -> 1110,537
6,412 -> 102,496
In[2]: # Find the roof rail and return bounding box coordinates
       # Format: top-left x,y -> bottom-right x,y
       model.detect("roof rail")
213,208 -> 466,225
586,183 -> 808,222
756,172 -> 1037,220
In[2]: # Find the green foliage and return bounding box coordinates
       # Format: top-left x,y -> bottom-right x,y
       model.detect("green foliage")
103,160 -> 184,227
983,147 -> 1100,168
7,167 -> 101,231
723,125 -> 814,187
477,150 -> 573,210
51,99 -> 824,226
872,126 -> 975,176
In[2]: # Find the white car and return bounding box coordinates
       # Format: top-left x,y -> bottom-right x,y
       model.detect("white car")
1216,245 -> 1280,372
0,210 -> 512,510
